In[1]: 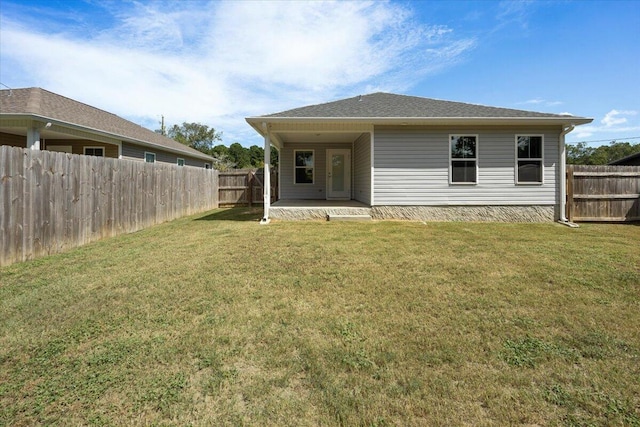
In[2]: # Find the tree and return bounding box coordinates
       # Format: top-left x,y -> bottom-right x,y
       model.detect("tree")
567,141 -> 640,165
566,142 -> 599,165
228,142 -> 252,168
211,153 -> 236,171
211,144 -> 229,158
156,122 -> 282,170
248,145 -> 264,168
166,122 -> 222,155
211,142 -> 278,170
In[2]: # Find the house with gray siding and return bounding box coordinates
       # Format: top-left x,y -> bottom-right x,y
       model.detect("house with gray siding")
246,93 -> 592,222
0,87 -> 213,167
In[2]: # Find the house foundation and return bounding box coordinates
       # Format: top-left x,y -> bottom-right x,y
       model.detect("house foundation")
268,201 -> 555,222
371,206 -> 555,222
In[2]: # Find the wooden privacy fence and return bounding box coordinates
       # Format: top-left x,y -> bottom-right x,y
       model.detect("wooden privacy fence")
566,164 -> 640,222
218,168 -> 278,207
0,146 -> 219,266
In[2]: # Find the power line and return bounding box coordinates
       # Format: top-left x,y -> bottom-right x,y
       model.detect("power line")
569,136 -> 640,144
0,82 -> 12,96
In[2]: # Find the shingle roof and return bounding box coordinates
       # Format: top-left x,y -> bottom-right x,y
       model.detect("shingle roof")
0,87 -> 212,160
263,92 -> 587,120
608,151 -> 640,165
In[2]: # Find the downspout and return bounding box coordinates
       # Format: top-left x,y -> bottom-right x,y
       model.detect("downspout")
260,122 -> 271,225
559,124 -> 578,227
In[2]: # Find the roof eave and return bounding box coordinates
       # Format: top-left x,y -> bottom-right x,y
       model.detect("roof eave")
246,116 -> 594,135
1,113 -> 213,161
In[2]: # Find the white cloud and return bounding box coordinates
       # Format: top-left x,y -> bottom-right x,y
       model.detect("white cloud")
573,130 -> 593,139
519,98 -> 563,107
567,109 -> 640,143
495,0 -> 535,31
0,0 -> 475,146
601,109 -> 637,127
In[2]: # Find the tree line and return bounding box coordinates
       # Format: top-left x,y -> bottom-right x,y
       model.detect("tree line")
567,141 -> 640,165
158,122 -> 277,171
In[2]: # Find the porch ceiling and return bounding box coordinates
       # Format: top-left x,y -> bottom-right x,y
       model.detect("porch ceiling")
0,126 -> 91,140
275,131 -> 363,144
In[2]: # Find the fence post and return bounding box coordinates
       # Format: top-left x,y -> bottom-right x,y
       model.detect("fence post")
566,164 -> 574,222
271,168 -> 277,202
248,170 -> 253,208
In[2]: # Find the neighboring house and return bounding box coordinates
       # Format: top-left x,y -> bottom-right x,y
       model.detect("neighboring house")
0,87 -> 213,168
246,92 -> 592,222
609,151 -> 640,166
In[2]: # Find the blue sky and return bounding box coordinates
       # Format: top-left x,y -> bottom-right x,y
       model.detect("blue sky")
1,0 -> 638,147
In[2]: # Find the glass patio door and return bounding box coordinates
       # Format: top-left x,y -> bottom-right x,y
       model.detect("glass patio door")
326,149 -> 351,200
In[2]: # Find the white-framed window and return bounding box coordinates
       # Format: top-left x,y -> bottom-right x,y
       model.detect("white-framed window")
204,163 -> 211,169
450,135 -> 478,184
516,135 -> 543,184
84,146 -> 104,157
294,150 -> 314,184
145,152 -> 156,163
177,158 -> 185,166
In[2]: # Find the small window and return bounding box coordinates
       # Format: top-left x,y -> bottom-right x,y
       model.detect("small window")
177,158 -> 185,166
516,135 -> 543,183
294,150 -> 314,184
84,147 -> 104,157
204,163 -> 211,169
450,135 -> 477,184
145,152 -> 156,163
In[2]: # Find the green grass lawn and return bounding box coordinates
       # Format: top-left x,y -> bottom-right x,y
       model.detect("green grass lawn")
1,209 -> 639,426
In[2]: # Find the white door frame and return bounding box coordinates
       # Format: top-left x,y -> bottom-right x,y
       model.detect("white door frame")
326,149 -> 351,200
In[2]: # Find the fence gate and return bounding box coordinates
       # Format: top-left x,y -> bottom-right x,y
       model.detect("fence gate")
566,165 -> 640,222
218,168 -> 278,207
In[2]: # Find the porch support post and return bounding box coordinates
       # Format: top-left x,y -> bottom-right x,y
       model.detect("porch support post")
27,127 -> 41,150
369,128 -> 375,206
559,124 -> 575,223
260,122 -> 271,224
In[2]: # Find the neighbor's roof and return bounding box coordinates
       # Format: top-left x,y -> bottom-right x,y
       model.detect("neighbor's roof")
250,92 -> 592,122
0,87 -> 212,161
608,151 -> 640,166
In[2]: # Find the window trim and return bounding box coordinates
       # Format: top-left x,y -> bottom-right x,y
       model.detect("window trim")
177,158 -> 185,166
515,135 -> 544,185
144,152 -> 156,163
449,134 -> 479,185
293,149 -> 315,185
84,146 -> 105,157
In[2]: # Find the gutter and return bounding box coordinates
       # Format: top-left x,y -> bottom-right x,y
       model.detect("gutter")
558,124 -> 579,227
246,116 -> 594,132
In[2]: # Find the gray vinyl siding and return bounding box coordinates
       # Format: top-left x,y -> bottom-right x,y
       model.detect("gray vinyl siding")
353,133 -> 371,204
0,132 -> 27,148
280,143 -> 352,200
373,126 -> 561,206
121,142 -> 210,168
